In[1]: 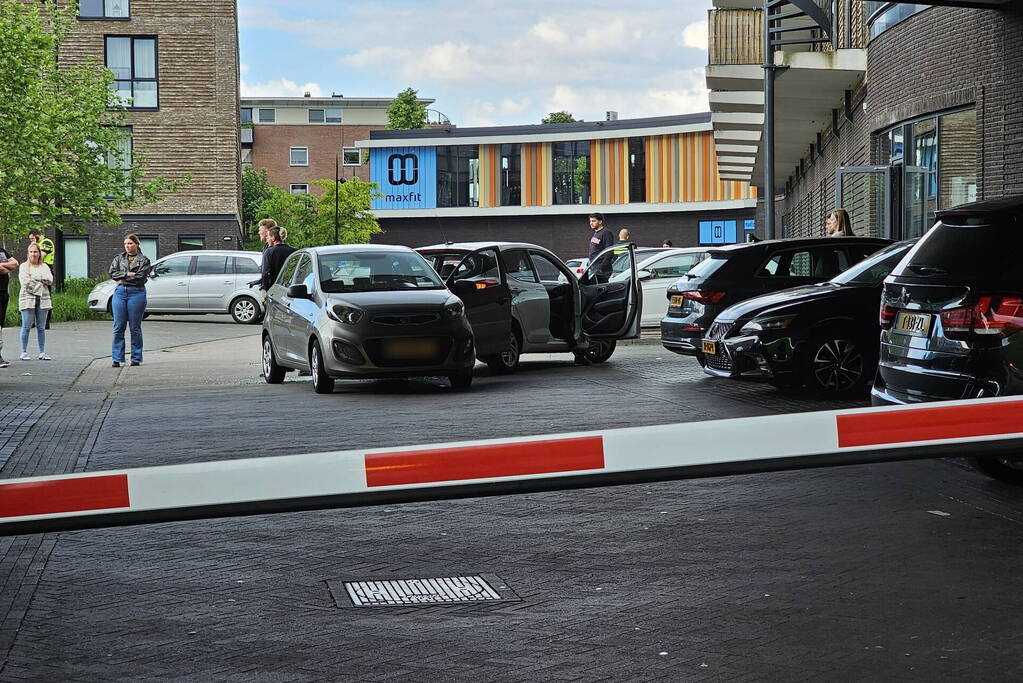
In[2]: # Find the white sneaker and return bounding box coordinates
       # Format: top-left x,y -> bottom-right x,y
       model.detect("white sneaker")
19,353 -> 31,361
38,353 -> 52,361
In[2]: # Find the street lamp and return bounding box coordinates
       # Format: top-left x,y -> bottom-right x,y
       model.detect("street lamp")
334,153 -> 347,245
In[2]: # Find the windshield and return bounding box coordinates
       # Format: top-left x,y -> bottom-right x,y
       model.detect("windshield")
318,251 -> 445,293
829,242 -> 913,286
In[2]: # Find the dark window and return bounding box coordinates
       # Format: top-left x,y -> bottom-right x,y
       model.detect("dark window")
342,147 -> 361,166
106,36 -> 157,109
258,108 -> 275,123
308,109 -> 324,123
867,3 -> 927,40
629,137 -> 646,203
194,255 -> 228,275
552,141 -> 590,205
153,256 -> 191,277
293,255 -> 315,290
437,145 -> 479,208
892,219 -> 1023,290
240,108 -> 253,125
501,250 -> 538,283
102,126 -> 133,198
325,108 -> 342,124
449,249 -> 501,283
233,257 -> 261,275
276,252 -> 302,286
80,0 -> 129,18
290,147 -> 308,166
530,252 -> 566,283
290,184 -> 309,194
500,144 -> 521,206
178,235 -> 205,251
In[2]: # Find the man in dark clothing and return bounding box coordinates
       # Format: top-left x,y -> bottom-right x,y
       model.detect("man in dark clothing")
587,213 -> 615,282
260,227 -> 296,291
0,246 -> 19,368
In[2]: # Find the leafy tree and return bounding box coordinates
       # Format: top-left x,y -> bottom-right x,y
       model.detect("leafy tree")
542,111 -> 579,124
0,0 -> 189,242
386,87 -> 428,130
253,179 -> 382,248
241,167 -> 274,238
252,187 -> 317,247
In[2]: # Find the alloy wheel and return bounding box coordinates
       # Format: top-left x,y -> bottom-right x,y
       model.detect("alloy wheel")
311,345 -> 321,389
234,299 -> 256,323
811,339 -> 863,392
262,339 -> 272,377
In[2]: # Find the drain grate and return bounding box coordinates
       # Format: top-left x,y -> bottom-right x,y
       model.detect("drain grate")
328,574 -> 519,608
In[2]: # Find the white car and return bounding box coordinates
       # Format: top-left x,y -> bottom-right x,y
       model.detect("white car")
87,249 -> 267,324
565,258 -> 588,278
610,247 -> 710,326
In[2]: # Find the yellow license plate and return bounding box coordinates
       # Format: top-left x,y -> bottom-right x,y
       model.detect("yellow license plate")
383,338 -> 440,360
671,295 -> 684,307
895,311 -> 932,337
702,339 -> 717,355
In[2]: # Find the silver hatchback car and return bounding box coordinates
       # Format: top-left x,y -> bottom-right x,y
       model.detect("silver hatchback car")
261,245 -> 476,393
87,249 -> 266,324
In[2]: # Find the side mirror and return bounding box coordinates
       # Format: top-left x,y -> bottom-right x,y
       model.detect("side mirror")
287,284 -> 311,299
637,269 -> 654,281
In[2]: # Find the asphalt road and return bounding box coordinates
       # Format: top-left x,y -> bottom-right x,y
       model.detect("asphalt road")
3,320 -> 1023,681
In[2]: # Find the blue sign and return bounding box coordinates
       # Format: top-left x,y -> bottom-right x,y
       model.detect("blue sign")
370,147 -> 436,210
699,219 -> 740,244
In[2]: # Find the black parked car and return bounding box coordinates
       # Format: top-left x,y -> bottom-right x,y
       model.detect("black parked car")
872,196 -> 1023,483
661,236 -> 890,364
701,241 -> 914,395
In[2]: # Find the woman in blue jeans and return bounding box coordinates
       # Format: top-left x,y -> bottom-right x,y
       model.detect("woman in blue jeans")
18,243 -> 53,361
108,234 -> 152,367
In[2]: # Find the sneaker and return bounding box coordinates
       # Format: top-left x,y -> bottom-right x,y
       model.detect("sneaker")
112,361 -> 121,367
19,353 -> 31,361
38,353 -> 52,361
0,358 -> 8,369
130,361 -> 141,366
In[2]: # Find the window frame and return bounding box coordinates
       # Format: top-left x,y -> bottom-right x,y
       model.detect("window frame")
153,255 -> 193,277
342,147 -> 362,166
102,125 -> 133,199
325,107 -> 342,124
308,108 -> 325,124
177,234 -> 206,252
192,254 -> 230,276
258,108 -> 276,124
240,108 -> 253,125
290,183 -> 310,194
105,35 -> 159,110
290,147 -> 309,167
79,0 -> 130,20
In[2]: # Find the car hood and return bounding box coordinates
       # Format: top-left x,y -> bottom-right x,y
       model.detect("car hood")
323,289 -> 456,311
717,283 -> 863,323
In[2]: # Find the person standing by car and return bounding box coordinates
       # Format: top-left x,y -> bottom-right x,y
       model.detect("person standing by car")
0,246 -> 19,367
662,239 -> 673,248
588,213 -> 615,282
618,228 -> 632,243
108,234 -> 152,367
18,243 -> 53,361
260,226 -> 296,291
825,209 -> 854,237
256,218 -> 277,251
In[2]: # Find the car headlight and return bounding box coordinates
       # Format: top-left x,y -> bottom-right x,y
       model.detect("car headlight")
740,315 -> 795,333
326,304 -> 364,325
443,301 -> 465,319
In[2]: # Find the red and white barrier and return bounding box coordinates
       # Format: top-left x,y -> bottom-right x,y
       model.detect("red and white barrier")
2,396 -> 1022,535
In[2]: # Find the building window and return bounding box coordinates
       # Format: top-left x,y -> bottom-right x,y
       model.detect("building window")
628,137 -> 646,203
552,141 -> 590,205
938,108 -> 977,208
258,108 -> 275,123
308,109 -> 325,123
342,147 -> 361,166
137,235 -> 158,259
500,144 -> 521,206
240,147 -> 253,172
103,126 -> 133,198
240,108 -> 253,125
106,36 -> 158,109
290,147 -> 308,166
866,3 -> 928,40
326,108 -> 342,124
290,184 -> 309,194
437,145 -> 479,208
80,0 -> 129,18
178,235 -> 205,251
62,237 -> 90,279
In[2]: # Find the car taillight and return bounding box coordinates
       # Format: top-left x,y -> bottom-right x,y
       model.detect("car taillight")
683,290 -> 726,305
940,295 -> 1023,341
879,303 -> 897,330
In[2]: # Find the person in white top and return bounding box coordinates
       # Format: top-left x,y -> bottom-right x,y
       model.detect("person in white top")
18,243 -> 53,361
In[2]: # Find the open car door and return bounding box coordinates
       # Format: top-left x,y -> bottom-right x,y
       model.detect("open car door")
578,243 -> 642,341
418,247 -> 512,358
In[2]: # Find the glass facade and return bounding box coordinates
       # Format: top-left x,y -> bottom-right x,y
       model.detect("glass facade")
866,3 -> 928,40
437,145 -> 479,208
629,137 -> 646,203
552,141 -> 590,205
500,144 -> 521,207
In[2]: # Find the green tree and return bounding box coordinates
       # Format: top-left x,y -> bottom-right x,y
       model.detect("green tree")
252,187 -> 317,246
542,111 -> 579,124
308,178 -> 383,247
241,167 -> 274,241
0,0 -> 189,241
386,87 -> 428,130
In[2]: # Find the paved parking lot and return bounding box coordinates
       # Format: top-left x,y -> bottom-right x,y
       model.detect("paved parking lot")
3,319 -> 1023,681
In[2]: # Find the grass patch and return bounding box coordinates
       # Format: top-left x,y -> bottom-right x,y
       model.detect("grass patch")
3,277 -> 109,327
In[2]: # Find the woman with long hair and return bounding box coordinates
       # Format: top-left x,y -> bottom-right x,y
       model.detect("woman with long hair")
108,234 -> 152,367
825,208 -> 854,236
18,243 -> 53,360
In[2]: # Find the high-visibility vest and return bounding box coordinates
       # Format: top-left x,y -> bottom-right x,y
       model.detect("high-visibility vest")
39,237 -> 55,266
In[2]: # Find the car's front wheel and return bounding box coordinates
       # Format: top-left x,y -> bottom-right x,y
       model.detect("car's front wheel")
802,330 -> 871,396
230,296 -> 261,324
448,368 -> 474,390
483,327 -> 521,374
309,340 -> 335,394
574,339 -> 616,365
262,335 -> 285,384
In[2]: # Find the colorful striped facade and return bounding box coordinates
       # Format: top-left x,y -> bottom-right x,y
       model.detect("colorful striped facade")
646,132 -> 757,203
522,142 -> 552,207
590,138 -> 630,205
478,145 -> 501,208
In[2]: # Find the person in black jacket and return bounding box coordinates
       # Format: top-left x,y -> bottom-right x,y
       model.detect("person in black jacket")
260,226 -> 296,291
108,234 -> 152,367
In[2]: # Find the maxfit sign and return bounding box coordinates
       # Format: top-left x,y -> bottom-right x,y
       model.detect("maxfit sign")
370,147 -> 436,210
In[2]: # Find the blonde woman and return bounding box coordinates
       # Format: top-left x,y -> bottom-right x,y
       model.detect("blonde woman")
18,243 -> 53,360
825,209 -> 854,237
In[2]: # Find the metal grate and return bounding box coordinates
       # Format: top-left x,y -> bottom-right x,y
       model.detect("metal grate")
707,320 -> 734,340
705,350 -> 734,372
328,574 -> 519,608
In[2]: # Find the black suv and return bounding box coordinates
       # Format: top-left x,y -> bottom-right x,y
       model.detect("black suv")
872,196 -> 1023,482
661,237 -> 890,363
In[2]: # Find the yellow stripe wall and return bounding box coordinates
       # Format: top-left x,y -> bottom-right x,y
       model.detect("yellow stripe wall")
646,131 -> 757,203
590,139 -> 629,205
478,145 -> 500,207
522,143 -> 553,206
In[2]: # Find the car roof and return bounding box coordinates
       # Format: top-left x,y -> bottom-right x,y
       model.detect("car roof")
417,241 -> 554,252
936,194 -> 1023,217
705,236 -> 889,255
636,247 -> 708,265
159,249 -> 262,258
304,244 -> 415,255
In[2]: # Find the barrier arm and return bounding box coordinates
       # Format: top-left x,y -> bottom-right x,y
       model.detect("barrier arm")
2,396 -> 1022,536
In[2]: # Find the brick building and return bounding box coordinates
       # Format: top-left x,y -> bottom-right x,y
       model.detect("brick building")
241,95 -> 437,196
56,0 -> 242,277
704,0 -> 1022,240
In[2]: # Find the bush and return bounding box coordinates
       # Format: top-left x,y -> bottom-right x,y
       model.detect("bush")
3,276 -> 108,327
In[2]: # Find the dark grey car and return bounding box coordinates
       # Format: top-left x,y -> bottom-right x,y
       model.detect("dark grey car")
261,245 -> 476,393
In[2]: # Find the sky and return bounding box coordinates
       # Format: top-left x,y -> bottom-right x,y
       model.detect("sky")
238,0 -> 712,127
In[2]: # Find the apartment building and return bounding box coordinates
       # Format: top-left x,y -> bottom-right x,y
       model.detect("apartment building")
241,94 -> 438,196
706,0 -> 1022,240
58,0 -> 241,277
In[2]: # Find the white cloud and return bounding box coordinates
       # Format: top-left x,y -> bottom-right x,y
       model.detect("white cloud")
240,78 -> 324,98
240,63 -> 251,76
464,97 -> 534,126
528,19 -> 568,44
682,20 -> 708,50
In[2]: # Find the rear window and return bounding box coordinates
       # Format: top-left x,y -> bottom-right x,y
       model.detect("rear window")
684,254 -> 728,279
890,218 -> 1022,288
